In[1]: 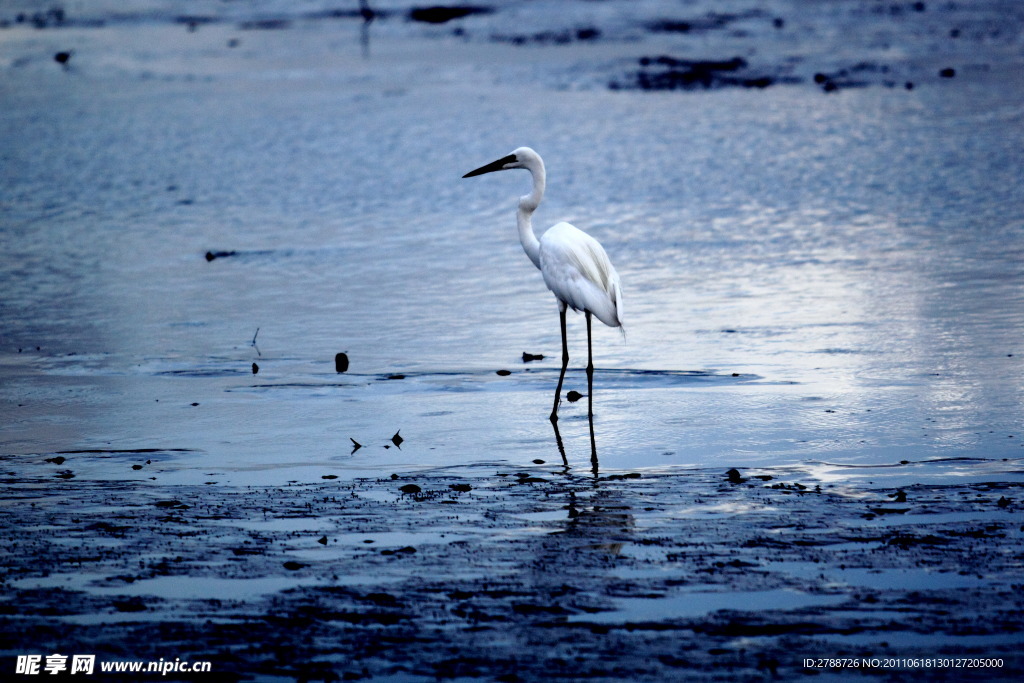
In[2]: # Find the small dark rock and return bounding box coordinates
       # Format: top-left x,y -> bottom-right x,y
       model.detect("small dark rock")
939,67 -> 956,78
45,456 -> 66,465
322,474 -> 338,480
399,484 -> 421,494
251,362 -> 259,374
318,535 -> 328,545
131,464 -> 143,471
283,561 -> 307,571
997,496 -> 1011,508
566,390 -> 583,402
450,483 -> 472,493
350,438 -> 362,453
54,51 -> 71,66
335,352 -> 349,373
726,468 -> 745,484
522,352 -> 544,362
391,430 -> 404,448
496,369 -> 511,376
409,6 -> 491,24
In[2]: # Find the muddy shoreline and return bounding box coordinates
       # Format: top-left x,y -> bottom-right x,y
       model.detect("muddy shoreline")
2,465 -> 1021,681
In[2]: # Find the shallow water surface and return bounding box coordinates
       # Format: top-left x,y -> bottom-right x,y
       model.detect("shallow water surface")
1,2 -> 1022,486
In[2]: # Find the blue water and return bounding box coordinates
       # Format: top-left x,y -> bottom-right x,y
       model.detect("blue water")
1,1 -> 1023,484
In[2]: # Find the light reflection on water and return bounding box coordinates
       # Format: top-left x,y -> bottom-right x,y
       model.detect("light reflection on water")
1,34 -> 1022,484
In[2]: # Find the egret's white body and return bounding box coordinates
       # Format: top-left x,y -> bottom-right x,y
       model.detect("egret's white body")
539,222 -> 622,328
463,147 -> 623,421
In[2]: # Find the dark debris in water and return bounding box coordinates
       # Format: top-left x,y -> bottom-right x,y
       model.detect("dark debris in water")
2,470 -> 1021,680
408,6 -> 492,25
204,250 -> 236,262
334,352 -> 349,374
492,26 -> 602,46
645,10 -> 768,35
613,55 -> 789,91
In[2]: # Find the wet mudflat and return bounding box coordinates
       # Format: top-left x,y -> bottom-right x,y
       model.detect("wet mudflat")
3,465 -> 1022,681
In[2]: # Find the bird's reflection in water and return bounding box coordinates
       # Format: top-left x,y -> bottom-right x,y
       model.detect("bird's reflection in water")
550,406 -> 598,477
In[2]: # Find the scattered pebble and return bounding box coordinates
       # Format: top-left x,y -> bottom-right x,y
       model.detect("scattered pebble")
399,484 -> 421,494
335,353 -> 349,373
566,390 -> 583,402
522,352 -> 544,362
496,369 -> 511,376
391,430 -> 404,448
251,362 -> 259,375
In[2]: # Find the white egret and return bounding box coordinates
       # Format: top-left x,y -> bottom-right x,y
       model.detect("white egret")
463,147 -> 623,422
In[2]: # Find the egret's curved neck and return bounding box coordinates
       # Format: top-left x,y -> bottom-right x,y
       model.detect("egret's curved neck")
517,158 -> 545,270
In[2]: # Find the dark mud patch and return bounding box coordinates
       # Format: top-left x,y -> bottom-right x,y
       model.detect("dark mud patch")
611,55 -> 794,91
1,469 -> 1021,680
492,27 -> 602,46
644,10 -> 770,36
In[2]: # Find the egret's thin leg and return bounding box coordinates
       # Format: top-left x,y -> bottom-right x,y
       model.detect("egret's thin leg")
585,311 -> 594,418
550,307 -> 569,422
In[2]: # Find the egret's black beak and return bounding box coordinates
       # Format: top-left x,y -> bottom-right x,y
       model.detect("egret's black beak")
462,154 -> 516,178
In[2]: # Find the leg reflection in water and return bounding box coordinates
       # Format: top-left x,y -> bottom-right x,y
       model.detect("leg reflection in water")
550,406 -> 598,477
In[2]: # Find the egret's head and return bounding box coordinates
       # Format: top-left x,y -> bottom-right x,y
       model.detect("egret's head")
463,147 -> 540,178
